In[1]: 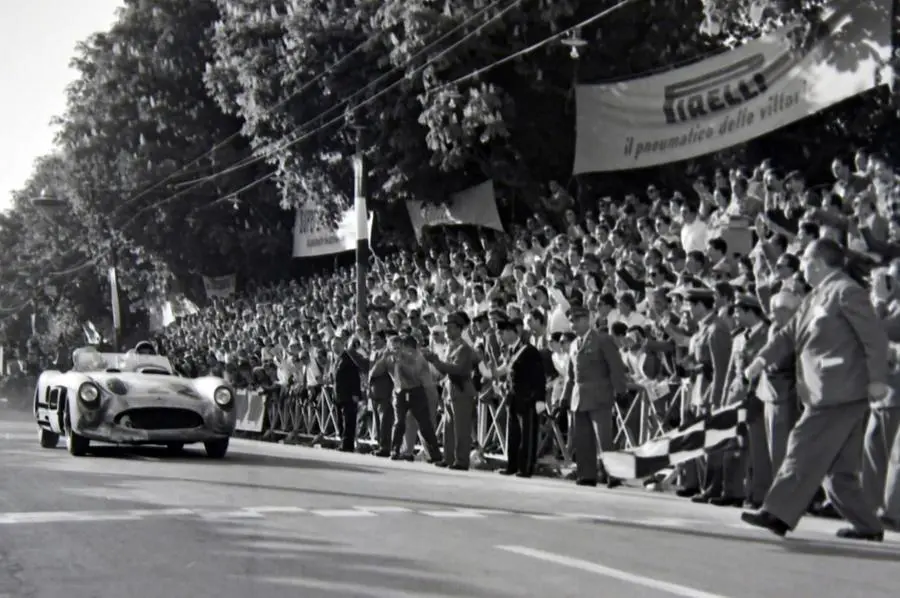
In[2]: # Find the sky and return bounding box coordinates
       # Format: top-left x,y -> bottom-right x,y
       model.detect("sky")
0,0 -> 123,211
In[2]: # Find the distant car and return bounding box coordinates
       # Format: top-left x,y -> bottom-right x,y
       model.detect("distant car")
33,347 -> 237,458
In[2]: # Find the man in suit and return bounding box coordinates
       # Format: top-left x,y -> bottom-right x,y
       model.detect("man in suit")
713,294 -> 772,508
868,260 -> 900,526
330,334 -> 369,453
561,305 -> 628,487
743,239 -> 888,541
423,312 -> 479,470
678,287 -> 733,503
367,330 -> 396,457
495,315 -> 547,477
757,291 -> 801,477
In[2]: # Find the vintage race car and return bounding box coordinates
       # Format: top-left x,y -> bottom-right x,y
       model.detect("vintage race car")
33,347 -> 237,458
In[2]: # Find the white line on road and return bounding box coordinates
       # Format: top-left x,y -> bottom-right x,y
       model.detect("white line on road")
309,509 -> 377,518
353,506 -> 413,513
496,545 -> 732,598
244,506 -> 309,514
420,510 -> 486,518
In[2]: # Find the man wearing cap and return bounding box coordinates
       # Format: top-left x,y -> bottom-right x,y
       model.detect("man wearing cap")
423,312 -> 479,470
561,305 -> 628,487
742,239 -> 888,541
714,293 -> 772,508
679,286 -> 733,502
495,314 -> 547,477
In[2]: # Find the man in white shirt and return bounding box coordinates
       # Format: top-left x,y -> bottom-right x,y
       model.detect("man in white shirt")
680,202 -> 709,254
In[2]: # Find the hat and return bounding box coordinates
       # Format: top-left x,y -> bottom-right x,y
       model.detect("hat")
733,294 -> 761,311
472,312 -> 488,323
568,305 -> 591,320
495,318 -> 516,332
444,312 -> 467,328
678,287 -> 716,302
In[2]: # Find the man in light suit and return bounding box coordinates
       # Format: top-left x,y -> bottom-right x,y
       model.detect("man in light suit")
561,305 -> 628,487
714,294 -> 771,508
743,239 -> 888,541
423,311 -> 479,470
495,315 -> 547,477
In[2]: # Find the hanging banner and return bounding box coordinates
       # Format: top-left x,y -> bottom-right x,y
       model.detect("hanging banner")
405,181 -> 505,240
292,204 -> 373,258
202,274 -> 236,298
572,0 -> 893,173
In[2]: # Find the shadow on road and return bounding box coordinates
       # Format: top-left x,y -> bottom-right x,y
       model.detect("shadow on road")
79,445 -> 385,475
587,518 -> 900,562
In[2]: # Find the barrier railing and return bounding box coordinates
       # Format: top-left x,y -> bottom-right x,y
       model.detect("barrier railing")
235,378 -> 684,471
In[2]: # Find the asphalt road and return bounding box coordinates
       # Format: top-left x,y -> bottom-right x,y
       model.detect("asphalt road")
1,409 -> 898,598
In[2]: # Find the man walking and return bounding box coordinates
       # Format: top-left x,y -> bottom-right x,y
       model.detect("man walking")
743,239 -> 888,541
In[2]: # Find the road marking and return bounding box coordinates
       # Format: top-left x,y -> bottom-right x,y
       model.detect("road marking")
310,509 -> 377,518
244,506 -> 308,514
496,545 -> 732,598
199,510 -> 266,520
420,509 -> 486,518
353,506 -> 413,513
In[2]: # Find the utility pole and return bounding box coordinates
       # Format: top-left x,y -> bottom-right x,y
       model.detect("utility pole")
353,153 -> 368,331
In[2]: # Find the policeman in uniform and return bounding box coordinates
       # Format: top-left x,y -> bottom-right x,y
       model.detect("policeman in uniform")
678,286 -> 733,503
561,305 -> 628,487
495,315 -> 546,477
715,294 -> 772,508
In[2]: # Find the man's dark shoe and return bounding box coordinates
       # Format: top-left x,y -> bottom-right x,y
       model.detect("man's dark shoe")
709,496 -> 744,507
691,493 -> 713,504
498,470 -> 515,476
740,510 -> 790,537
836,527 -> 884,542
605,477 -> 622,489
449,464 -> 469,471
576,479 -> 598,487
433,461 -> 449,468
374,450 -> 391,458
675,487 -> 700,498
515,472 -> 532,478
390,453 -> 403,461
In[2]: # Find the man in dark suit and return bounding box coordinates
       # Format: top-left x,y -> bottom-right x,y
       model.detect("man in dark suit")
330,335 -> 368,453
561,305 -> 628,487
494,315 -> 546,477
743,239 -> 888,541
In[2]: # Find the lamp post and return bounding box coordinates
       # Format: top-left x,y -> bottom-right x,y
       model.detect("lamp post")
347,118 -> 368,331
30,192 -> 121,350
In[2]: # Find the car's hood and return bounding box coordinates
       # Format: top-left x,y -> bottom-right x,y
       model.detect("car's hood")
88,372 -> 202,399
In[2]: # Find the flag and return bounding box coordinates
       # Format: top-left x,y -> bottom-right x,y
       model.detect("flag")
600,401 -> 755,480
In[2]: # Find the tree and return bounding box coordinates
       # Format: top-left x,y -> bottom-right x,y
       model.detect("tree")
55,0 -> 292,287
205,0 -> 727,215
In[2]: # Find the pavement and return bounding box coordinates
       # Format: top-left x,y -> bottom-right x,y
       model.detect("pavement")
0,409 -> 899,598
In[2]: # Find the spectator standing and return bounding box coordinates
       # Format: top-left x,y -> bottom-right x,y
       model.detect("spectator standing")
388,336 -> 443,463
743,239 -> 888,541
561,305 -> 628,488
367,330 -> 396,457
330,335 -> 368,453
495,315 -> 546,478
423,312 -> 478,470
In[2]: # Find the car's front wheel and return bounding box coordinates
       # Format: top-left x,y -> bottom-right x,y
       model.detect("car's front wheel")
64,412 -> 90,457
204,438 -> 229,459
38,427 -> 59,449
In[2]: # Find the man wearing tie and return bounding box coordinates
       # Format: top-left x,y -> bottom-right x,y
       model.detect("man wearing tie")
495,315 -> 547,477
743,239 -> 888,541
715,294 -> 772,508
561,305 -> 628,487
330,335 -> 369,453
423,312 -> 479,470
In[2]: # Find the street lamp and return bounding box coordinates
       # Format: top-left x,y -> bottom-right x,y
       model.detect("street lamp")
345,115 -> 368,331
29,192 -> 122,350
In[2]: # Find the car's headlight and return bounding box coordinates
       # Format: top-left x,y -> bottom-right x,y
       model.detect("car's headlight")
213,387 -> 233,407
78,383 -> 101,406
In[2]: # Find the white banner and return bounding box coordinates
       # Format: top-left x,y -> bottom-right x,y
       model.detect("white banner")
292,204 -> 373,258
405,181 -> 504,240
573,0 -> 892,173
202,274 -> 236,298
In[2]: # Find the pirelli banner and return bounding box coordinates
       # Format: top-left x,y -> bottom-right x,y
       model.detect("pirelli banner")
572,0 -> 893,173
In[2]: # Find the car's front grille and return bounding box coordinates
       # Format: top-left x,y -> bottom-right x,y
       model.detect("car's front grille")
114,408 -> 203,430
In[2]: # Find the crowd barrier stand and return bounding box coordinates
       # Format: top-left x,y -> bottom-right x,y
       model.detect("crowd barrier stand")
245,378 -> 684,472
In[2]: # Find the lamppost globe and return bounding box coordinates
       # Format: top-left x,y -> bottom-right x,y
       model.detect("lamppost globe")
30,190 -> 68,209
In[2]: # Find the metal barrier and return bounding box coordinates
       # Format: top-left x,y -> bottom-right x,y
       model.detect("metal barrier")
242,379 -> 683,470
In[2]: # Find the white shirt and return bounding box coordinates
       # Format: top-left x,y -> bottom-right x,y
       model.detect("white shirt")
680,218 -> 709,254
